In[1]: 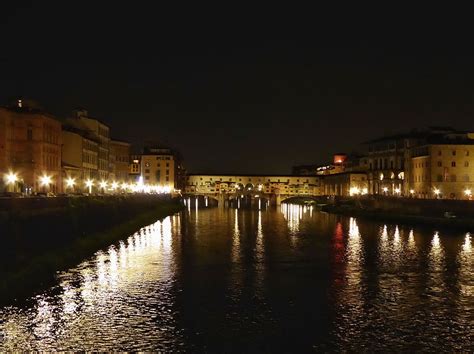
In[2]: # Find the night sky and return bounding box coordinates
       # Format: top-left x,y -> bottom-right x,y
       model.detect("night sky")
2,4 -> 473,174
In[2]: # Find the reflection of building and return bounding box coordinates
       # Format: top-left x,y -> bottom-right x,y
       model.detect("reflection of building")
0,100 -> 62,193
110,140 -> 131,182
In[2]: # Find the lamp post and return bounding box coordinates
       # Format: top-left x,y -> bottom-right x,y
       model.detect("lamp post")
99,180 -> 107,194
4,172 -> 18,192
39,175 -> 52,193
85,179 -> 94,194
66,177 -> 75,192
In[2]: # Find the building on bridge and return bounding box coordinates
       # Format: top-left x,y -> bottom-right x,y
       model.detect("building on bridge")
185,174 -> 322,204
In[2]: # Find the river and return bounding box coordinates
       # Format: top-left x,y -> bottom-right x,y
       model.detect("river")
0,205 -> 473,351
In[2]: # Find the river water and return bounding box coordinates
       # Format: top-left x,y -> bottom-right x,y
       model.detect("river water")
0,205 -> 473,351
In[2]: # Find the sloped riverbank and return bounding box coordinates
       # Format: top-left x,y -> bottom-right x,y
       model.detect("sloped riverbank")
0,196 -> 183,303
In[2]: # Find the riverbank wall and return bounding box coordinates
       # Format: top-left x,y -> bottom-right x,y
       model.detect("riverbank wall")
0,195 -> 183,302
321,196 -> 474,231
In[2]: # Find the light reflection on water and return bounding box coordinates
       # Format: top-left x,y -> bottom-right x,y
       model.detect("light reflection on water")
0,206 -> 473,351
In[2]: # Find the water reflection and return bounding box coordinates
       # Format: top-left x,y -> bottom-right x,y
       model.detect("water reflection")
0,215 -> 182,351
1,206 -> 473,351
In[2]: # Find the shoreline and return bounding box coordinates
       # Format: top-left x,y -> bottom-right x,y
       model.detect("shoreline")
0,199 -> 183,304
320,203 -> 474,232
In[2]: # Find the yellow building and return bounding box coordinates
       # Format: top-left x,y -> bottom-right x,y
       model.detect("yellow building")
186,174 -> 321,196
409,141 -> 474,199
140,146 -> 182,190
110,140 -> 131,182
74,109 -> 110,181
321,172 -> 368,196
62,128 -> 99,184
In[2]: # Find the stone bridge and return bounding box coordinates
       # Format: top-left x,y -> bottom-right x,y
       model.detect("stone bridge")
184,173 -> 324,207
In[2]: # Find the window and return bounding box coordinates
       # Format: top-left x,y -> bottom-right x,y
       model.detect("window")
437,161 -> 442,167
450,174 -> 457,182
390,160 -> 394,169
166,176 -> 169,181
438,150 -> 442,156
465,161 -> 469,167
27,126 -> 33,140
453,150 -> 456,156
166,163 -> 169,167
463,175 -> 470,182
145,169 -> 150,173
166,170 -> 169,175
452,161 -> 456,167
466,151 -> 470,156
437,174 -> 443,182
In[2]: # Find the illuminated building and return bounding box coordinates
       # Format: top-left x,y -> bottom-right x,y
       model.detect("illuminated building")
320,172 -> 368,196
0,100 -> 62,193
409,131 -> 474,199
186,174 -> 321,196
61,125 -> 99,186
73,109 -> 110,181
110,140 -> 131,182
139,145 -> 184,190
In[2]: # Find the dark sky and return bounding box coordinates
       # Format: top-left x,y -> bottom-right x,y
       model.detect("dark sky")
1,4 -> 474,174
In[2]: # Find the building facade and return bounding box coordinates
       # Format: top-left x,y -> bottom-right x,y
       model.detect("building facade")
61,126 -> 100,190
320,172 -> 368,196
409,135 -> 474,199
0,102 -> 62,193
186,174 -> 321,196
110,139 -> 131,182
74,109 -> 110,181
139,146 -> 183,190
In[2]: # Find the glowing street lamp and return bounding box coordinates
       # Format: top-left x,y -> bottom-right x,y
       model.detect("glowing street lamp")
409,189 -> 415,195
85,179 -> 94,194
5,172 -> 18,185
394,188 -> 401,195
464,189 -> 472,198
65,177 -> 75,190
382,187 -> 389,194
39,174 -> 52,192
4,172 -> 18,192
111,181 -> 118,191
99,180 -> 107,193
434,188 -> 441,198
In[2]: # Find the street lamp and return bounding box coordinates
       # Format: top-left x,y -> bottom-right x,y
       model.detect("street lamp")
99,180 -> 107,193
394,188 -> 401,195
85,179 -> 94,194
66,177 -> 75,191
39,175 -> 52,192
464,189 -> 472,198
111,181 -> 118,191
434,188 -> 441,198
382,187 -> 388,194
4,172 -> 18,192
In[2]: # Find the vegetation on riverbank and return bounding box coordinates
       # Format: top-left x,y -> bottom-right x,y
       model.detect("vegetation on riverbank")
0,197 -> 183,303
